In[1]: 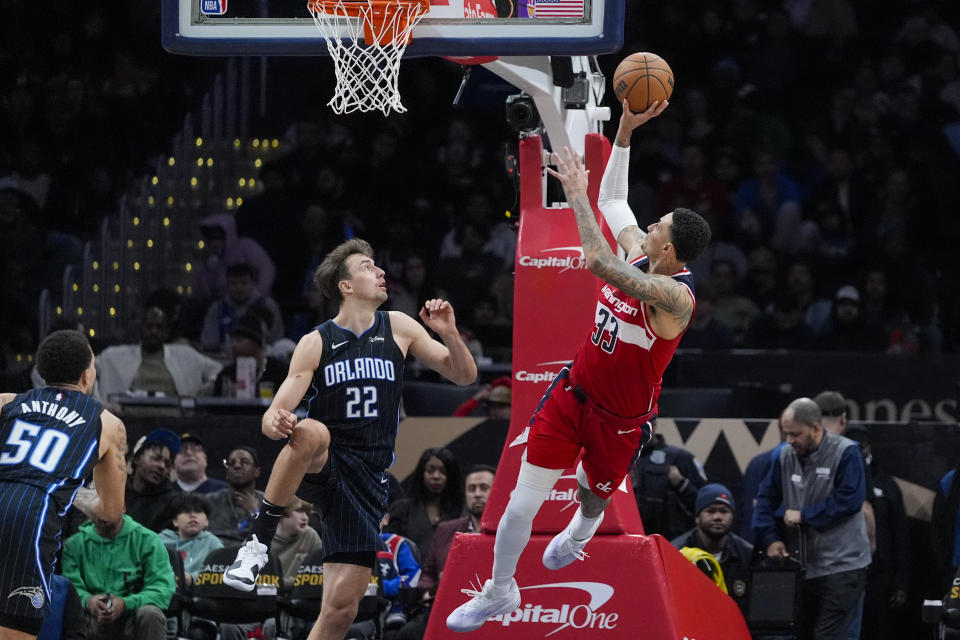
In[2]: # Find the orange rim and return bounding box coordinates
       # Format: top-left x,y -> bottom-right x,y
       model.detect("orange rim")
307,0 -> 430,45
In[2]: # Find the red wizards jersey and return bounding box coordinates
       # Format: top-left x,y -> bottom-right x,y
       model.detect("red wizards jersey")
570,255 -> 695,419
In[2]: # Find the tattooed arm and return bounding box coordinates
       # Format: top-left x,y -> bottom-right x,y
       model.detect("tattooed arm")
549,147 -> 693,340
91,411 -> 127,521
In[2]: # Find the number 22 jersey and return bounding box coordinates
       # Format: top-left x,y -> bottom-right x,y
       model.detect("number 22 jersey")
308,311 -> 406,473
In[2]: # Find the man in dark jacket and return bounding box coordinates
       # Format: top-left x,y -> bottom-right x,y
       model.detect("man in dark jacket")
672,483 -> 754,615
631,432 -> 708,540
125,429 -> 182,532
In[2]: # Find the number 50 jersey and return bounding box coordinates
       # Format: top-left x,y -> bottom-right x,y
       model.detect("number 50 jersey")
0,387 -> 104,500
308,311 -> 406,473
571,255 -> 695,419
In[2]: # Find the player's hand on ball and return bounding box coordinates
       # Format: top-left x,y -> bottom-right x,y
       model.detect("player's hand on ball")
616,98 -> 668,141
420,299 -> 457,335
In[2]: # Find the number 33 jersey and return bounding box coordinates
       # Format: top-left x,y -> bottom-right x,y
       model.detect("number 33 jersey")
308,311 -> 406,472
571,255 -> 695,419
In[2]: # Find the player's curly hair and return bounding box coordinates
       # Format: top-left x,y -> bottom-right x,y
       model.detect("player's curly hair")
313,238 -> 375,301
669,208 -> 712,264
36,330 -> 93,386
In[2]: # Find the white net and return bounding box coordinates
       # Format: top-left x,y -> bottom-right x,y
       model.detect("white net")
308,0 -> 428,115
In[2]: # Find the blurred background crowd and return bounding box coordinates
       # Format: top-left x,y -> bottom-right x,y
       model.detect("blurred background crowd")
2,0 -> 960,638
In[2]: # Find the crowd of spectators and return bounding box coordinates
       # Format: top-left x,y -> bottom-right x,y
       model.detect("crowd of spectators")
0,2 -> 220,372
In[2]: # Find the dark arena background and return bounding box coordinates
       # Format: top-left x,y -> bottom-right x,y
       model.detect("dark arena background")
1,0 -> 959,638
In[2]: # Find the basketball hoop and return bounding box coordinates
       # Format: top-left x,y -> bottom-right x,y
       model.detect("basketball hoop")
307,0 -> 430,115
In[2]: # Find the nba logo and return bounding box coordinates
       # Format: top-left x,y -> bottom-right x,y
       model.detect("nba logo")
201,0 -> 228,16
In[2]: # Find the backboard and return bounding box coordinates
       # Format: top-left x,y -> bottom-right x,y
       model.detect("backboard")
161,0 -> 624,57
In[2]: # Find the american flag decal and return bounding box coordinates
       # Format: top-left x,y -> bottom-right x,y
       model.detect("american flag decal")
531,0 -> 584,18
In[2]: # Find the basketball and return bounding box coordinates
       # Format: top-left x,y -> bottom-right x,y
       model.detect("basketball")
612,52 -> 674,113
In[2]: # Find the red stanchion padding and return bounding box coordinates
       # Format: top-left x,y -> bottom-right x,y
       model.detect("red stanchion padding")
425,533 -> 751,640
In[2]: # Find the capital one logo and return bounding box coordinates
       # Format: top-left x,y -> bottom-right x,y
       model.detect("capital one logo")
545,474 -> 581,512
489,581 -> 619,636
515,360 -> 571,385
518,246 -> 587,274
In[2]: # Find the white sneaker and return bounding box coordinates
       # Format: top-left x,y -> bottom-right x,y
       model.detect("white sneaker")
542,514 -> 602,570
446,578 -> 521,633
223,535 -> 268,591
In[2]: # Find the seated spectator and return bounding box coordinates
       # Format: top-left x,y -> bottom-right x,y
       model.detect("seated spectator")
434,221 -> 503,315
735,148 -> 802,238
159,493 -> 223,586
286,279 -> 337,341
860,265 -> 898,333
708,258 -> 759,342
200,263 -> 284,353
739,246 -> 778,312
61,513 -> 175,640
743,292 -> 816,350
272,498 -> 323,593
680,283 -> 734,350
377,513 -> 422,632
213,313 -> 287,397
96,306 -> 222,405
671,484 -> 753,615
126,429 -> 182,532
206,446 -> 264,544
438,190 -> 516,270
784,259 -> 832,335
397,465 -> 495,640
192,213 -> 276,302
174,433 -> 229,494
453,376 -> 511,419
387,447 -> 464,556
657,142 -> 729,222
771,201 -> 822,255
815,285 -> 889,351
468,295 -> 512,363
813,200 -> 857,265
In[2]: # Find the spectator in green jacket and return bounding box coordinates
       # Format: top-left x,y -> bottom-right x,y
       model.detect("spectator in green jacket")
61,513 -> 175,640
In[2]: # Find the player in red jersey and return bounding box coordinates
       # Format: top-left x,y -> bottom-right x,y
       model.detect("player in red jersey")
447,100 -> 712,632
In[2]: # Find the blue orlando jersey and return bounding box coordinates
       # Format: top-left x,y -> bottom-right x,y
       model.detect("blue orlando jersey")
0,387 -> 104,504
308,311 -> 405,473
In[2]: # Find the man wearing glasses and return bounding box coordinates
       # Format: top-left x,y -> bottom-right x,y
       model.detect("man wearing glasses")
206,446 -> 264,544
